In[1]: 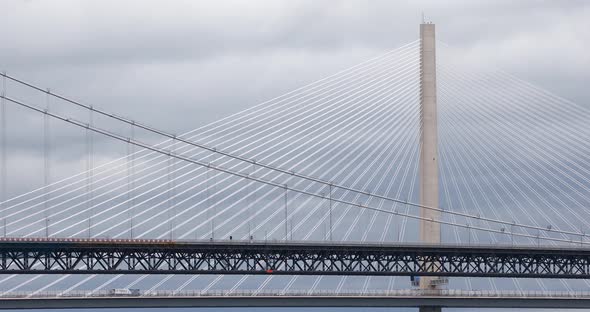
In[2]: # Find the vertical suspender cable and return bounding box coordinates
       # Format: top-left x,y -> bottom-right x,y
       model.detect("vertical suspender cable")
86,107 -> 94,238
329,184 -> 333,241
127,123 -> 133,238
211,154 -> 216,240
44,90 -> 51,237
126,128 -> 130,238
284,184 -> 288,241
86,116 -> 90,238
131,124 -> 135,238
167,140 -> 171,240
167,136 -> 174,240
171,136 -> 177,240
0,73 -> 6,237
206,154 -> 212,240
252,160 -> 257,239
247,160 -> 255,240
320,192 -> 330,240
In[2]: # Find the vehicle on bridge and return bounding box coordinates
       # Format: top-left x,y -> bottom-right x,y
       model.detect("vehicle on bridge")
108,289 -> 140,296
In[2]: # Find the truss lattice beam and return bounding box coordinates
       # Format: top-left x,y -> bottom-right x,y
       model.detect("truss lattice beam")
0,240 -> 588,278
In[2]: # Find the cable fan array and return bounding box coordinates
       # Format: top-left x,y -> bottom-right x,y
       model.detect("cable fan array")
0,39 -> 589,293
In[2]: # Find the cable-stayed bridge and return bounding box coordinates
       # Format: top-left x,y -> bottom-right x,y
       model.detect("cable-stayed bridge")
1,23 -> 590,310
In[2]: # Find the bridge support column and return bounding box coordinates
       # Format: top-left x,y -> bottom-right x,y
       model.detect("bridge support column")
419,22 -> 441,292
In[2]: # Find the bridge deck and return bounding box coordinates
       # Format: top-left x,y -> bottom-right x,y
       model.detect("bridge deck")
2,290 -> 590,309
0,237 -> 588,253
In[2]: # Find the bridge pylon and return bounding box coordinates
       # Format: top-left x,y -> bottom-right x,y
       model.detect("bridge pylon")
418,22 -> 444,294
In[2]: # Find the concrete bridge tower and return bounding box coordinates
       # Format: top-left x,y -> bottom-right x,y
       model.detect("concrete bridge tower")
419,22 -> 442,293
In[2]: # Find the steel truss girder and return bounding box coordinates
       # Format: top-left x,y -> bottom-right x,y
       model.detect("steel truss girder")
0,241 -> 589,278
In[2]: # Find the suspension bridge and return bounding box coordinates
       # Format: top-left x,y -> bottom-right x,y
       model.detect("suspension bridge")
1,23 -> 590,310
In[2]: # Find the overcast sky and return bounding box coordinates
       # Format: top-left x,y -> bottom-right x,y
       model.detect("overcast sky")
1,0 -> 589,196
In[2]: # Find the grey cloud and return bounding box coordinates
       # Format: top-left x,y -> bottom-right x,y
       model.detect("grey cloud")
0,0 -> 588,197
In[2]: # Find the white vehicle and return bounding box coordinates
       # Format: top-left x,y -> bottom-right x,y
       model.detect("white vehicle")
109,288 -> 133,296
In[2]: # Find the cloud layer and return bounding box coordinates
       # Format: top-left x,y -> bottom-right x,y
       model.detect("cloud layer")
0,0 -> 588,197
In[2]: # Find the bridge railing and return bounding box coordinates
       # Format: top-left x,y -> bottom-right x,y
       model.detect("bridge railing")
2,289 -> 590,299
0,237 -> 587,250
